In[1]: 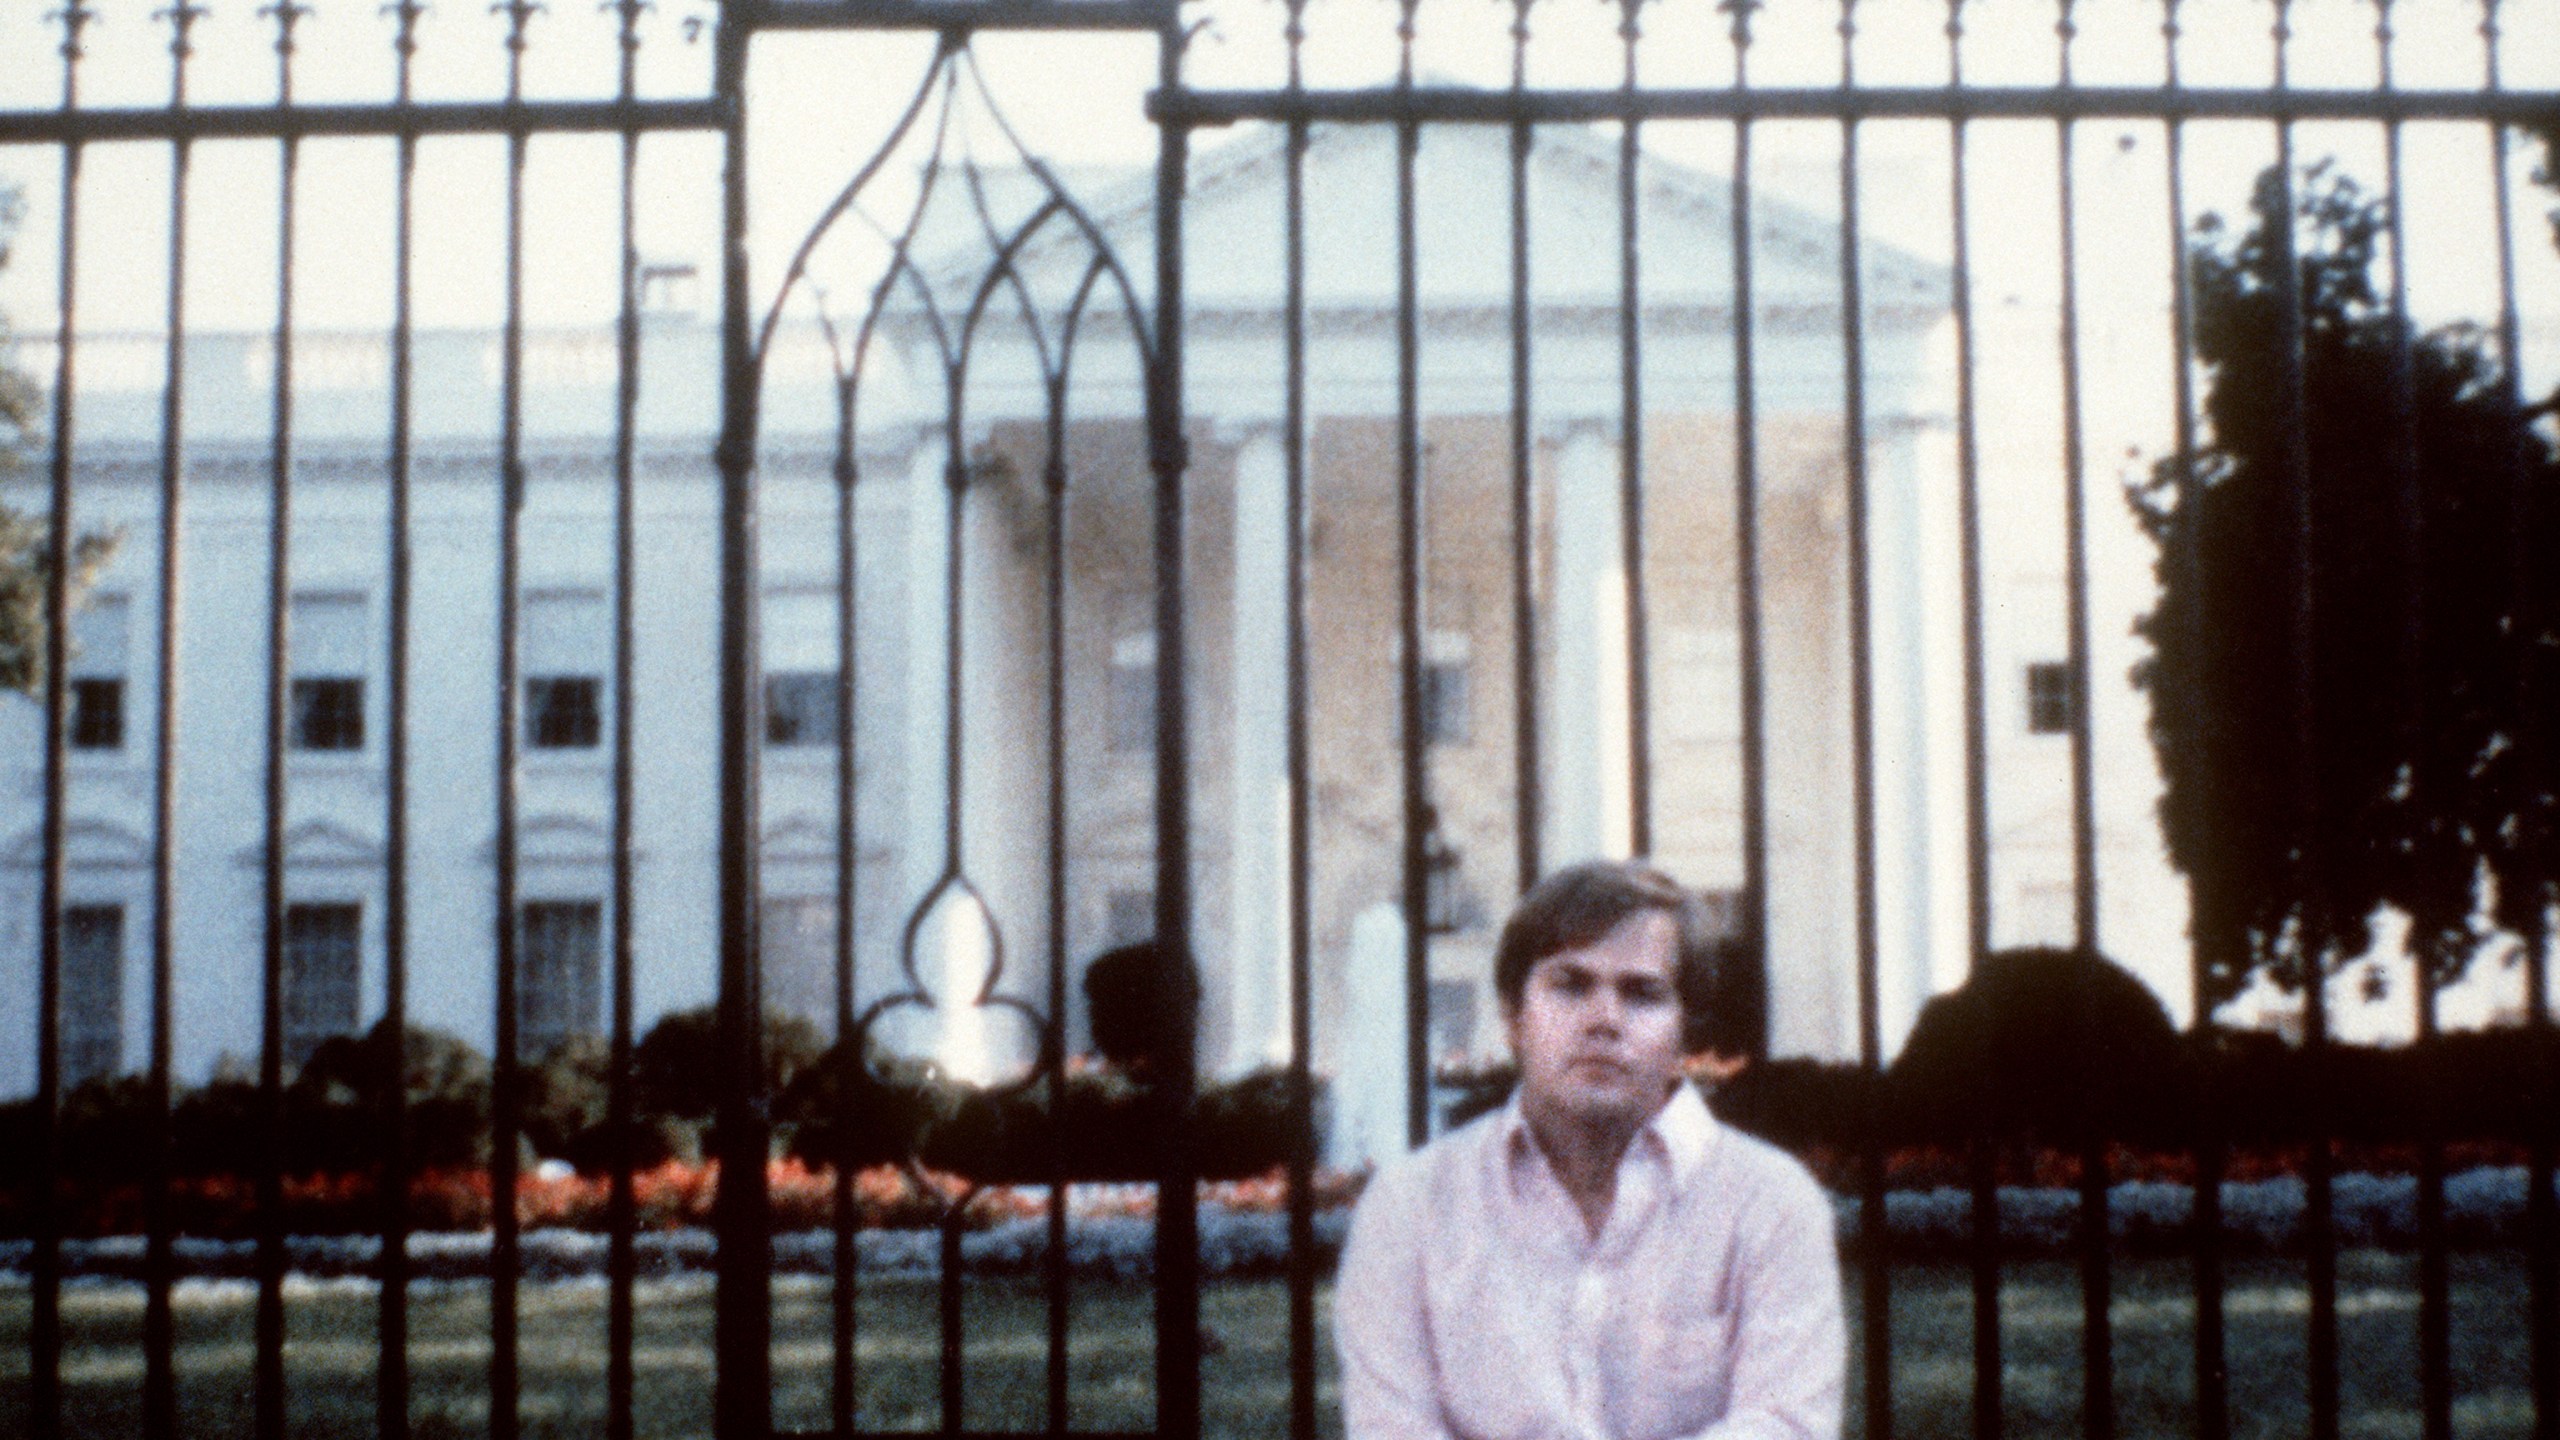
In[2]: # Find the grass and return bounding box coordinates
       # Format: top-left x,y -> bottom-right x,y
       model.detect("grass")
0,1251 -> 2540,1438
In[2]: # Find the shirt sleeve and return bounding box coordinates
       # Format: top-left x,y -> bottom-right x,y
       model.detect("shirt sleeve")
1334,1159 -> 1468,1440
1687,1165 -> 1847,1440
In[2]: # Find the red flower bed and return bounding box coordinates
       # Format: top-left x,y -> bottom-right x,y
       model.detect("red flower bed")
1,1161 -> 1382,1238
15,1140 -> 2526,1239
1791,1139 -> 2533,1194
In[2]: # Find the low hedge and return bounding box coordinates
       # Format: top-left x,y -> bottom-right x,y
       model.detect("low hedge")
0,1009 -> 1326,1197
5,1163 -> 2554,1267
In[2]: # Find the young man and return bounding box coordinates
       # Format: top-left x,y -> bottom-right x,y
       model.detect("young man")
1334,859 -> 1844,1440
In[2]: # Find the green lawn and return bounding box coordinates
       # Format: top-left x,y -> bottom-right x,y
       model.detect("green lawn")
0,1252 -> 2540,1438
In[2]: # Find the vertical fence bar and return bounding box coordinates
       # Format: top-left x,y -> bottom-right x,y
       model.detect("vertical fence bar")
29,9 -> 94,1440
489,9 -> 543,1438
1617,0 -> 1650,859
608,5 -> 648,1439
831,384 -> 864,1440
1041,406 -> 1072,1437
255,11 -> 308,1440
143,9 -> 201,1440
2297,565 -> 2342,1440
376,0 -> 422,1424
1282,5 -> 1320,1437
1940,5 -> 2002,1434
2051,3 -> 2114,1435
1508,0 -> 1540,896
1392,0 -> 1432,1154
2412,868 -> 2448,1440
942,1188 -> 966,1434
1149,6 -> 1202,1436
1833,3 -> 1890,1437
932,168 -> 971,1440
2262,4 -> 2339,1436
2367,4 -> 2451,1436
378,6 -> 424,1439
2480,2 -> 2560,1431
2158,3 -> 2228,1434
1724,0 -> 1771,1066
1042,309 -> 1073,1440
712,0 -> 774,1433
2056,10 -> 2098,968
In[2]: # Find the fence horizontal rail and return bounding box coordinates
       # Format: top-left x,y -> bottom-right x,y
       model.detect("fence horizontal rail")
0,99 -> 727,147
775,1431 -> 1157,1439
741,0 -> 1177,30
1153,84 -> 2560,129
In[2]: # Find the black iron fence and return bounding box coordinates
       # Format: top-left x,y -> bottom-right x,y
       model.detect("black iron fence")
3,0 -> 2560,1438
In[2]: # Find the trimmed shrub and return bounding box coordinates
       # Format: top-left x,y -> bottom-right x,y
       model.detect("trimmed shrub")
780,1049 -> 967,1172
633,1006 -> 828,1123
292,1022 -> 494,1172
1710,1058 -> 1890,1151
904,1066 -> 1326,1184
2193,1025 -> 2560,1147
1889,946 -> 2190,1144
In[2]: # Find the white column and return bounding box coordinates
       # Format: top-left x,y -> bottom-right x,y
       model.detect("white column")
956,425 -> 1044,1081
1327,901 -> 1415,1170
899,428 -> 955,970
1227,423 -> 1293,1075
1870,412 -> 1960,1059
1546,418 -> 1631,867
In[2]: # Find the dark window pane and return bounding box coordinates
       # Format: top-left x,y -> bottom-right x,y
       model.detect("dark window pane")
764,671 -> 839,748
1428,978 -> 1479,1067
1423,660 -> 1469,745
2025,661 -> 2074,735
284,903 -> 362,1071
290,678 -> 365,752
519,901 -> 603,1059
527,676 -> 603,750
1109,660 -> 1155,753
61,904 -> 124,1086
760,896 -> 838,1026
1424,854 -> 1484,935
68,678 -> 123,751
1106,890 -> 1154,948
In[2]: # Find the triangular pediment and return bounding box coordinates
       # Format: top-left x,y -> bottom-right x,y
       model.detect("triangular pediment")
762,813 -> 839,863
911,117 -> 1946,321
516,813 -> 614,867
3,818 -> 152,871
464,813 -> 625,867
228,818 -> 382,870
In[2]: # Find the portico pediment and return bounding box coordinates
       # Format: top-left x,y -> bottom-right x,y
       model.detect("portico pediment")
225,818 -> 383,871
3,818 -> 152,872
503,813 -> 618,868
761,813 -> 839,865
907,118 -> 1944,328
867,117 -> 1948,428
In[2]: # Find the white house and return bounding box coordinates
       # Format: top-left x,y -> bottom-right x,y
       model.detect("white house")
17,113 -> 2458,1130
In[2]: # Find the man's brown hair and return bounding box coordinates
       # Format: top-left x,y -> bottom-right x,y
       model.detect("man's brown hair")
1492,859 -> 1730,1054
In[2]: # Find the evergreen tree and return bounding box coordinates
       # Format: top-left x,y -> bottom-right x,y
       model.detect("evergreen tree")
2132,162 -> 2560,1011
0,181 -> 118,697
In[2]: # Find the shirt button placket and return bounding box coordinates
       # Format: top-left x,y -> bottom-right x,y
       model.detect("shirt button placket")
1568,1263 -> 1608,1437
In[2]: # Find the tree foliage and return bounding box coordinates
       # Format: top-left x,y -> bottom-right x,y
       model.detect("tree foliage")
2132,161 -> 2560,1011
631,1004 -> 829,1122
0,184 -> 34,452
0,180 -> 119,696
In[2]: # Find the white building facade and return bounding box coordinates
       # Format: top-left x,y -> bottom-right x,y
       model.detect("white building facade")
4,118 -> 2305,1111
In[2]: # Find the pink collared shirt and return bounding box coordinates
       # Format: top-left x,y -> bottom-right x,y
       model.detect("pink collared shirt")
1334,1083 -> 1844,1440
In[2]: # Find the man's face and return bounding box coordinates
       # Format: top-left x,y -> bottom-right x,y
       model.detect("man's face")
1505,910 -> 1690,1131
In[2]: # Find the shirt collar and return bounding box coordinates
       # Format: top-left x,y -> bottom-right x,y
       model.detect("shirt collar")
1499,1078 -> 1720,1188
1653,1078 -> 1718,1185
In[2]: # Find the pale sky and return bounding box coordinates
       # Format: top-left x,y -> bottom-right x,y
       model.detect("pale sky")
0,0 -> 2552,352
